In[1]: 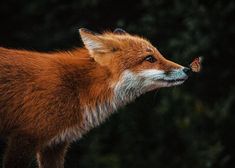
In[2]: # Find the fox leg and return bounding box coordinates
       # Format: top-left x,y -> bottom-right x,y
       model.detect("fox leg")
37,141 -> 69,168
3,135 -> 36,168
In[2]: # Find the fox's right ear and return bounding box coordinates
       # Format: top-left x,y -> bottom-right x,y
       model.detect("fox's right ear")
79,28 -> 108,54
113,28 -> 127,35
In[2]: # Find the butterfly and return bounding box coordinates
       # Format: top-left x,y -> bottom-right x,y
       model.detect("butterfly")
190,57 -> 202,73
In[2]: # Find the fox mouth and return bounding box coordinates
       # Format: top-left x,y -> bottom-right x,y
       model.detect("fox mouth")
161,77 -> 187,83
158,77 -> 188,86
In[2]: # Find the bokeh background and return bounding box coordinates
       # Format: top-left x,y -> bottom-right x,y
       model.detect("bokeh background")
0,0 -> 235,168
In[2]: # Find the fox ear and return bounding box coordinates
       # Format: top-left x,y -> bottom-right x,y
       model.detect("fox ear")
79,28 -> 107,53
79,28 -> 115,66
113,28 -> 127,35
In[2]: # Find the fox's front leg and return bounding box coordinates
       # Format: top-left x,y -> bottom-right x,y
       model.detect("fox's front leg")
37,141 -> 69,168
3,134 -> 36,168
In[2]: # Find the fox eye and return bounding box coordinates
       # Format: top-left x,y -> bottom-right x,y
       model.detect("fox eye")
144,55 -> 156,63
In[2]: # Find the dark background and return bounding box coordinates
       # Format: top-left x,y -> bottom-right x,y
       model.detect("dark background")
0,0 -> 235,167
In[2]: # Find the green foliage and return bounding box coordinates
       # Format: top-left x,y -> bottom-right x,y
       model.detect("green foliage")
0,0 -> 234,167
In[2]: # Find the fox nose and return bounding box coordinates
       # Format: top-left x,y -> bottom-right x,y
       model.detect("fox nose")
183,67 -> 191,75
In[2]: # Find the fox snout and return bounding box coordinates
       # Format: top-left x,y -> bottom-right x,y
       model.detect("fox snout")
182,67 -> 192,76
165,67 -> 190,81
133,66 -> 189,90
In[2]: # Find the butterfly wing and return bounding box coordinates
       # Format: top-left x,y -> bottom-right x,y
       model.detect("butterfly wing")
190,57 -> 202,72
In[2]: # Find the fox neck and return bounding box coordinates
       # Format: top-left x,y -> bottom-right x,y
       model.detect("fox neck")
79,69 -> 140,132
61,50 -> 139,132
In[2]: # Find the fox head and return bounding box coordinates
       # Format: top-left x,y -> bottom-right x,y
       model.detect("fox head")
79,28 -> 190,101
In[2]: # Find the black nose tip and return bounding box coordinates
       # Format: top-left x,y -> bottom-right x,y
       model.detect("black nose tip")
183,67 -> 191,75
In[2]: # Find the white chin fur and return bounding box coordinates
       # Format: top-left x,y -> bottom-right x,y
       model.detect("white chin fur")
157,80 -> 185,88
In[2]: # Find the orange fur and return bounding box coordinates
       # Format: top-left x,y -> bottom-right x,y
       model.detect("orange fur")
0,29 -> 187,168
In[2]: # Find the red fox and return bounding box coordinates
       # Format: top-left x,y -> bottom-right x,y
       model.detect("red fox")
0,28 -> 191,168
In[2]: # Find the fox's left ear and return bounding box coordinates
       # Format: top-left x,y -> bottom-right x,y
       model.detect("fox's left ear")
79,28 -> 115,66
79,28 -> 107,53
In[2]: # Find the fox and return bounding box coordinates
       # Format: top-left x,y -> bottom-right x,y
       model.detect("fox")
0,28 -> 191,168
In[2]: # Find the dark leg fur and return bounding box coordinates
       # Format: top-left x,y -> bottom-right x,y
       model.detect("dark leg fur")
3,135 -> 36,168
37,141 -> 69,168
